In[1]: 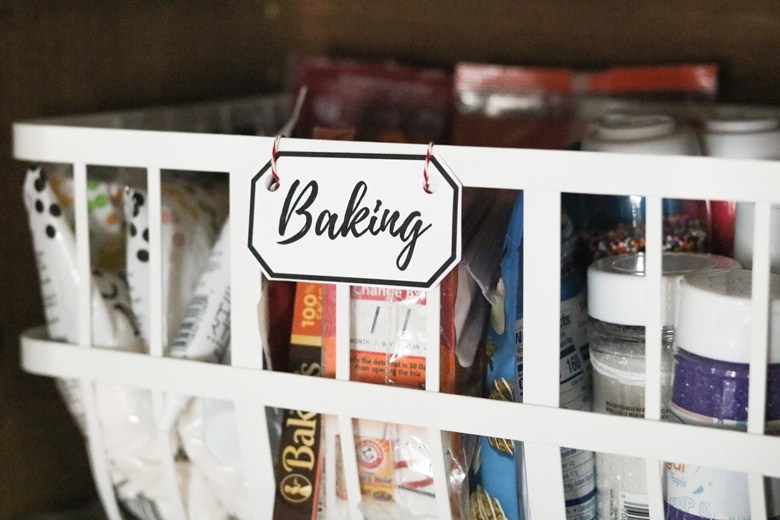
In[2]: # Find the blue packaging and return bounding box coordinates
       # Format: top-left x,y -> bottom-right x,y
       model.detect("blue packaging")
472,192 -> 595,520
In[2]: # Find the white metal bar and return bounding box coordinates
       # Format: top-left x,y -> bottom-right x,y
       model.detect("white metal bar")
645,460 -> 665,520
522,190 -> 566,520
749,473 -> 769,520
524,444 -> 566,520
73,163 -> 123,520
338,416 -> 363,520
336,284 -> 352,383
644,195 -> 663,422
423,284 -> 451,519
146,167 -> 164,356
20,330 -> 780,478
644,195 -> 665,520
427,429 -> 452,520
145,167 -> 188,520
425,285 -> 441,394
335,284 -> 363,520
749,201 -> 772,519
229,170 -> 276,519
522,190 -> 561,407
324,415 -> 340,520
73,163 -> 91,346
13,127 -> 780,203
749,201 -> 771,435
79,381 -> 123,520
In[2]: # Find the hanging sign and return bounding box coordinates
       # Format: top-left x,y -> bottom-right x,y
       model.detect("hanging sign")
248,148 -> 461,288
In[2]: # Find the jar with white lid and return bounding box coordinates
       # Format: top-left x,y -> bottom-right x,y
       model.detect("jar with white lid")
581,114 -> 710,260
666,269 -> 780,520
700,114 -> 780,272
587,252 -> 740,520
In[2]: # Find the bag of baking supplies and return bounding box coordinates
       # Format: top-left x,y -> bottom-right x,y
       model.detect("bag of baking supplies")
22,163 -> 143,427
118,174 -> 235,518
24,164 -> 231,519
123,172 -> 228,347
23,165 -> 166,518
162,217 -> 264,519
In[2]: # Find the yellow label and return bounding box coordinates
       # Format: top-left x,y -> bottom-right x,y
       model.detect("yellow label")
336,436 -> 396,503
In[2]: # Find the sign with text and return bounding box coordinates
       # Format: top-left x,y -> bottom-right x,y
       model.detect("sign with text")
248,151 -> 461,288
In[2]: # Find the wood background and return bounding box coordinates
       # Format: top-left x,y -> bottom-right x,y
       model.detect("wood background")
1,1 -> 779,517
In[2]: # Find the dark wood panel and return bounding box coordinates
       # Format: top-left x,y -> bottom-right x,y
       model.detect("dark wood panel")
298,0 -> 780,105
0,2 -> 291,517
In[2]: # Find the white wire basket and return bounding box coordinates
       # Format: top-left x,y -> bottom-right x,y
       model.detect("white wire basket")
14,93 -> 780,520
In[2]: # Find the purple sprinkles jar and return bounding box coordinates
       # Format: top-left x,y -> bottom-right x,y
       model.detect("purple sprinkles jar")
666,269 -> 780,520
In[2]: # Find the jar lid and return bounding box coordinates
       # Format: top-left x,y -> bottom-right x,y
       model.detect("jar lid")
704,115 -> 779,134
701,114 -> 780,159
587,253 -> 741,327
675,269 -> 780,363
582,113 -> 700,156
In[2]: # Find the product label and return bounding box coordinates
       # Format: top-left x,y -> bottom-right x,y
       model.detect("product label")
619,491 -> 650,520
665,402 -> 780,519
347,286 -> 428,388
336,436 -> 396,503
560,293 -> 597,520
248,149 -> 462,289
517,290 -> 596,520
562,289 -> 590,365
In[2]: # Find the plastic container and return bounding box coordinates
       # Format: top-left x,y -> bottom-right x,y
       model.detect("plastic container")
666,269 -> 780,520
701,114 -> 780,272
587,252 -> 741,520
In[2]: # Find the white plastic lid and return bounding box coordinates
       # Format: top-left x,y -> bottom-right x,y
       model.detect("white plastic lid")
587,253 -> 741,327
675,269 -> 780,363
701,114 -> 780,159
202,398 -> 243,469
582,113 -> 700,156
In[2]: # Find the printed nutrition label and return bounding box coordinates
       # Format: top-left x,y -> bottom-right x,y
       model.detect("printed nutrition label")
517,291 -> 596,520
560,293 -> 596,520
348,287 -> 428,388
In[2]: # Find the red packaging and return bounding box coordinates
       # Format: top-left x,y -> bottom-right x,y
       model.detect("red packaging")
292,57 -> 454,144
452,62 -> 719,149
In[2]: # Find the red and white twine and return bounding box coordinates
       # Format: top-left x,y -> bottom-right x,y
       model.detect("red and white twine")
270,134 -> 282,189
423,142 -> 434,194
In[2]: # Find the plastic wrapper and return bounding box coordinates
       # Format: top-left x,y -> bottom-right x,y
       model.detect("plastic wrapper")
22,164 -> 143,428
24,164 -> 238,519
177,396 -> 250,519
321,420 -> 468,520
318,229 -> 498,518
123,173 -> 229,346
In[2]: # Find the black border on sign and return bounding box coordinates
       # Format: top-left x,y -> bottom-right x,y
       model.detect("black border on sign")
248,151 -> 460,289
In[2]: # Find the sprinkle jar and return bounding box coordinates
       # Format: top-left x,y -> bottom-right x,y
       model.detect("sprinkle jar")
581,114 -> 710,260
666,269 -> 780,520
587,252 -> 740,520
